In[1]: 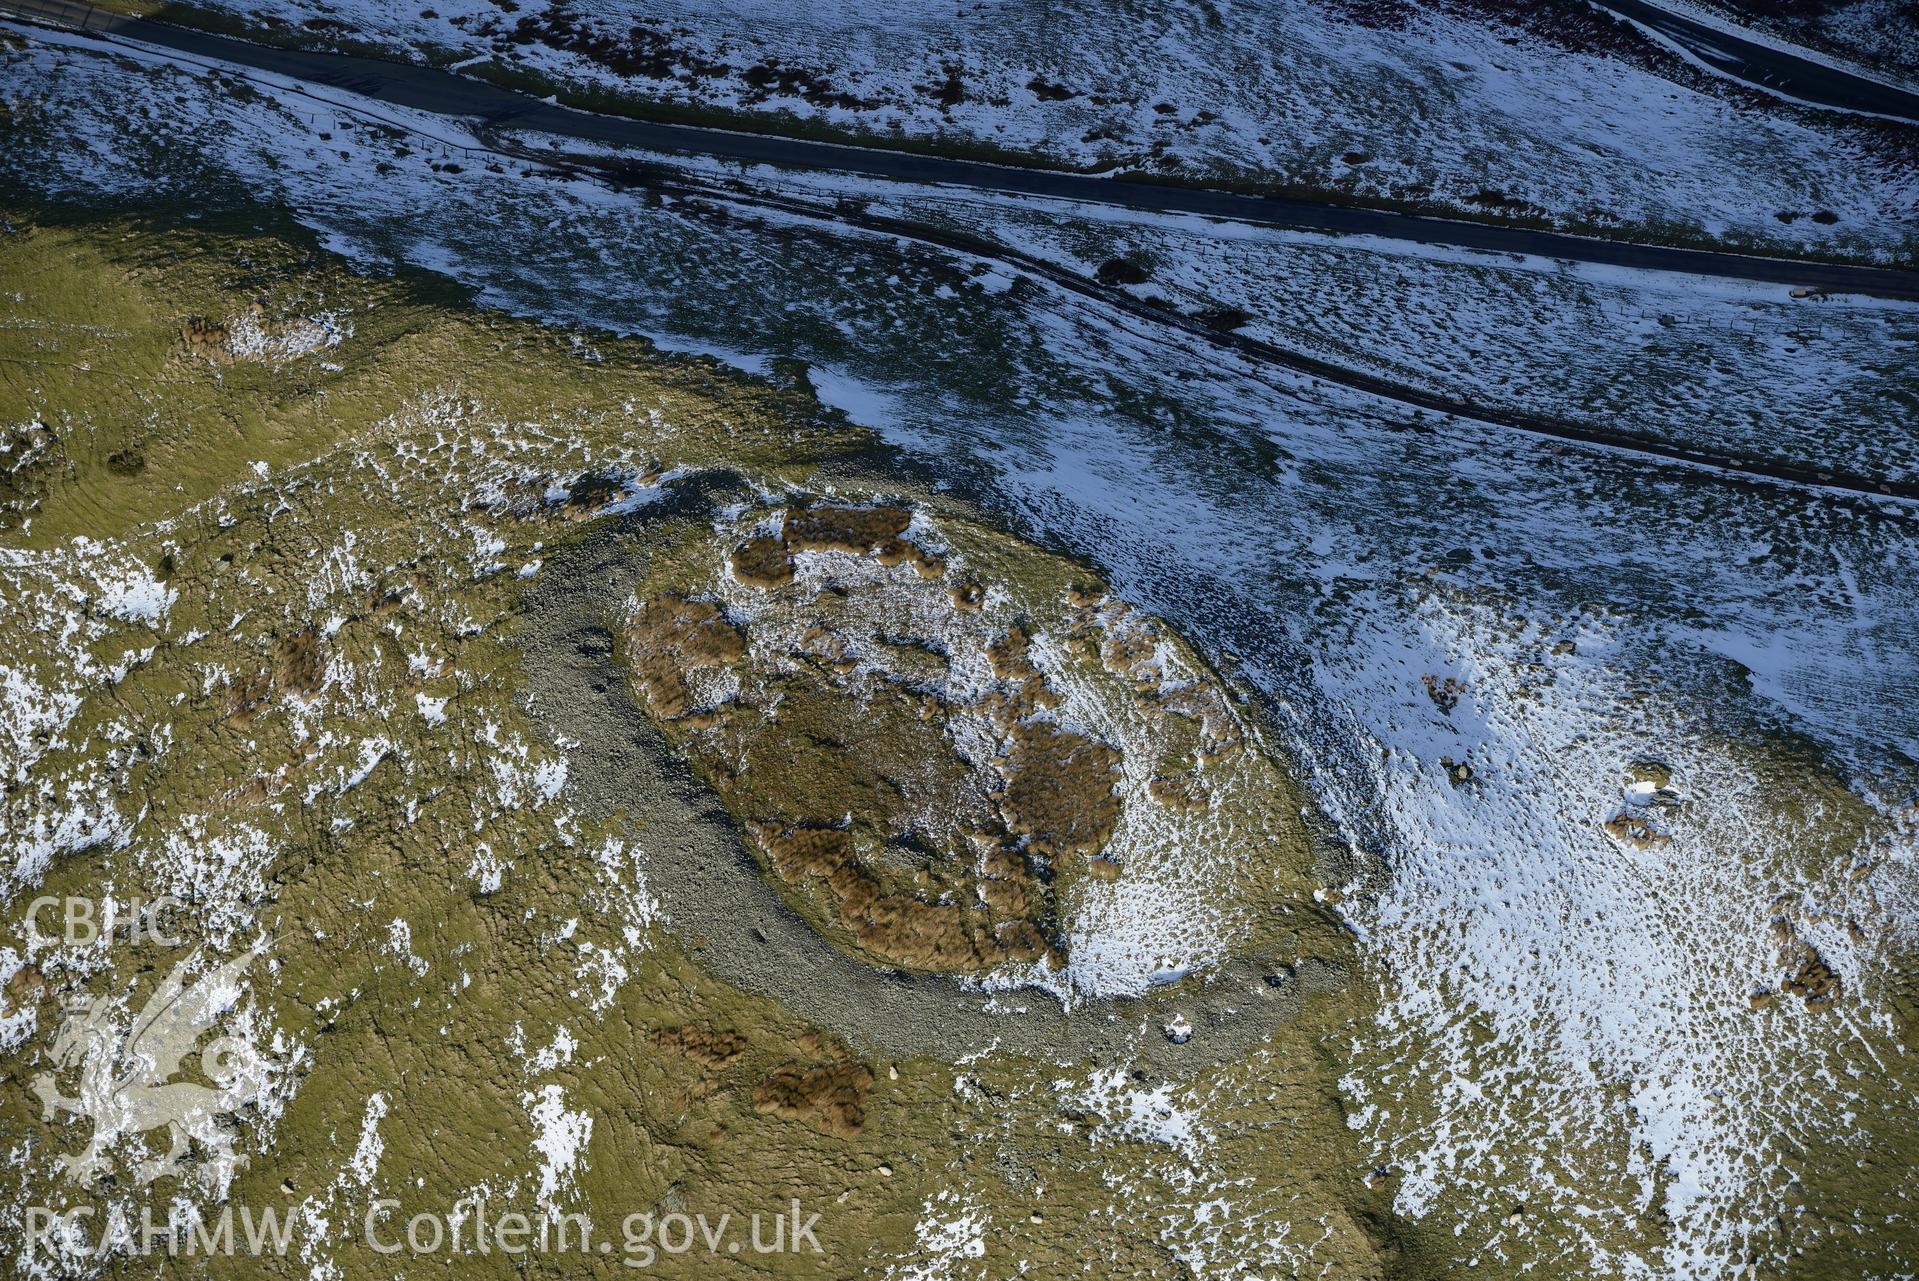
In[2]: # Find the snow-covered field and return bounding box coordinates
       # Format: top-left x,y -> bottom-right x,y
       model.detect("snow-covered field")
118,0 -> 1919,259
5,21 -> 1919,1278
1810,0 -> 1919,74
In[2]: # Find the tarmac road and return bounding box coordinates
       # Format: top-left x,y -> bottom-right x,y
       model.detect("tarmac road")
4,0 -> 1917,302
1584,0 -> 1919,120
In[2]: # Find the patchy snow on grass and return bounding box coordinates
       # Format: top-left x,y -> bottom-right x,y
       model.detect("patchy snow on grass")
347,1091 -> 388,1187
884,1190 -> 988,1281
1066,1066 -> 1210,1160
8,23 -> 1916,1277
384,918 -> 430,978
223,307 -> 351,363
93,563 -> 176,625
520,1083 -> 593,1212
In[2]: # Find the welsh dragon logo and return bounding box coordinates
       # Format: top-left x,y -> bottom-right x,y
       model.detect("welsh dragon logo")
30,943 -> 273,1188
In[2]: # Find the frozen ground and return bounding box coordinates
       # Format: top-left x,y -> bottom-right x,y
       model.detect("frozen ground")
647,158 -> 1919,487
106,0 -> 1919,261
5,24 -> 1919,1279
